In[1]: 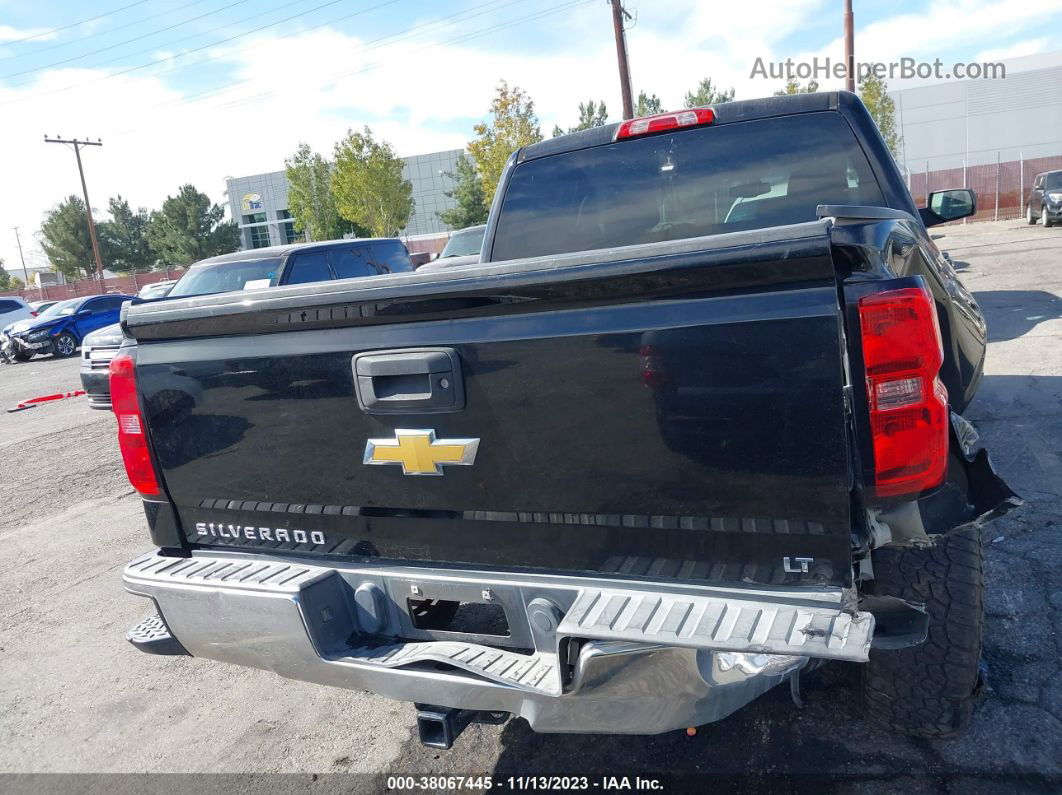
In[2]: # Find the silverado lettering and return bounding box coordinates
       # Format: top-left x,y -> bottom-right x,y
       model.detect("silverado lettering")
193,522 -> 326,545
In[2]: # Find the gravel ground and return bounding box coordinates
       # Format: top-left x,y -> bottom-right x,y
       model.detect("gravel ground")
0,219 -> 1059,791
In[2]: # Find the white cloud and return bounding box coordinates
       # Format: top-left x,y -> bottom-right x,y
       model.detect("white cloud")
976,37 -> 1050,62
1,0 -> 1059,271
0,24 -> 57,44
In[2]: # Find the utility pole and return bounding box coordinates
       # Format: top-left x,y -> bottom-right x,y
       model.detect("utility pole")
12,226 -> 29,286
609,0 -> 634,119
44,136 -> 105,278
844,0 -> 855,92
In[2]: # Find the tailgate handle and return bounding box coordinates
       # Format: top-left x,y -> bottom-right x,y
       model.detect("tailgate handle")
352,348 -> 465,414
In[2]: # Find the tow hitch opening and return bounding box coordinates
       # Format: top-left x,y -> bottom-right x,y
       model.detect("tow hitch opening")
414,704 -> 509,749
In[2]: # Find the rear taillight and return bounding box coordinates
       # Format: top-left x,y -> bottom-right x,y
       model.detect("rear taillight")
639,344 -> 668,387
109,350 -> 160,497
30,311 -> 38,317
858,286 -> 948,498
615,108 -> 715,140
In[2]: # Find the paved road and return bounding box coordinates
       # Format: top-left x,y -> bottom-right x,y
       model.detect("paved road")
1,220 -> 1059,790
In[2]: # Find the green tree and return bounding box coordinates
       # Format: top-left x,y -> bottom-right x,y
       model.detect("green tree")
438,154 -> 488,229
552,99 -> 609,137
634,90 -> 663,116
285,143 -> 356,241
774,78 -> 819,95
99,195 -> 154,272
40,195 -> 96,279
467,80 -> 542,206
683,77 -> 735,107
858,73 -> 901,158
146,185 -> 239,267
331,127 -> 414,238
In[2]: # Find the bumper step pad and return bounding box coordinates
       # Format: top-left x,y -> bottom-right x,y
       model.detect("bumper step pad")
558,587 -> 872,661
126,614 -> 190,656
350,642 -> 561,696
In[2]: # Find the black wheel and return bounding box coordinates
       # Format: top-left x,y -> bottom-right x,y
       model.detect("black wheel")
861,528 -> 984,738
1042,206 -> 1053,228
1026,205 -> 1036,224
53,332 -> 78,357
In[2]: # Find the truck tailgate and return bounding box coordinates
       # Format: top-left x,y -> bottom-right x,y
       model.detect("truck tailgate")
127,222 -> 854,588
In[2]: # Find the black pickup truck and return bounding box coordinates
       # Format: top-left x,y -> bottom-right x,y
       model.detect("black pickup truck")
116,92 -> 1016,746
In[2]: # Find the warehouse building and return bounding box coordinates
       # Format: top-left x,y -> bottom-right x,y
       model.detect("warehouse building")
225,148 -> 464,250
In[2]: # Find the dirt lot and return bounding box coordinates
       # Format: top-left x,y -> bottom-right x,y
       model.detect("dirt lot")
1,219 -> 1059,791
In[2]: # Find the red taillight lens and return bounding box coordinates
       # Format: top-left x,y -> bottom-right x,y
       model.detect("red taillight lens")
615,108 -> 715,140
109,350 -> 160,497
30,311 -> 38,317
858,287 -> 948,498
639,344 -> 668,387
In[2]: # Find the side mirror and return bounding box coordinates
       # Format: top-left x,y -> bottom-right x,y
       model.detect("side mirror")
920,188 -> 976,227
429,252 -> 440,261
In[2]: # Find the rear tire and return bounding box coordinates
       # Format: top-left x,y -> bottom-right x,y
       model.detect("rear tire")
1026,205 -> 1036,224
1042,206 -> 1053,228
861,528 -> 984,738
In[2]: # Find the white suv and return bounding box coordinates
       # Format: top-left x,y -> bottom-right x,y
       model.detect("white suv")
0,296 -> 34,329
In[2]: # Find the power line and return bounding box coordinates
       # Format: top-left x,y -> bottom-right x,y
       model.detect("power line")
0,0 -> 353,103
216,0 -> 591,113
2,0 -> 254,80
134,0 -> 521,111
103,0 -> 582,138
2,1 -> 151,47
0,0 -> 207,62
2,0 -> 327,89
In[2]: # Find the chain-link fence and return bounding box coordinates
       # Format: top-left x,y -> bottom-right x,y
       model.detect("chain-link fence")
0,269 -> 185,301
906,152 -> 1062,222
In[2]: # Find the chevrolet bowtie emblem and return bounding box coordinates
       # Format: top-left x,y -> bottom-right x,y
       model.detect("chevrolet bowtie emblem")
363,429 -> 480,476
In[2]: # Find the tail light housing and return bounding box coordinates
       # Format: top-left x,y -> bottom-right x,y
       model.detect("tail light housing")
639,344 -> 668,387
858,286 -> 948,498
615,108 -> 715,140
109,349 -> 161,497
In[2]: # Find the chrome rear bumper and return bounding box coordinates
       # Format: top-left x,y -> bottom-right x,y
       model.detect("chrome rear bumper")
123,550 -> 873,734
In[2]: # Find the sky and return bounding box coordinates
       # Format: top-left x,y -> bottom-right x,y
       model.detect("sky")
1,0 -> 1060,274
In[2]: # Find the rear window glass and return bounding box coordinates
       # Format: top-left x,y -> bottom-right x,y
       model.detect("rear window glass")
372,241 -> 414,274
441,227 -> 485,258
285,251 -> 332,284
333,247 -> 373,279
491,112 -> 885,261
169,259 -> 280,297
0,300 -> 20,313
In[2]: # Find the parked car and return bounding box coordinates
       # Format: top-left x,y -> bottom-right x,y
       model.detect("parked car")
79,323 -> 126,409
1026,169 -> 1062,227
440,224 -> 486,258
117,93 -> 1016,746
29,300 -> 59,315
82,239 -> 414,409
137,280 -> 178,300
168,238 -> 414,297
419,225 -> 486,273
0,296 -> 35,328
2,294 -> 133,361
